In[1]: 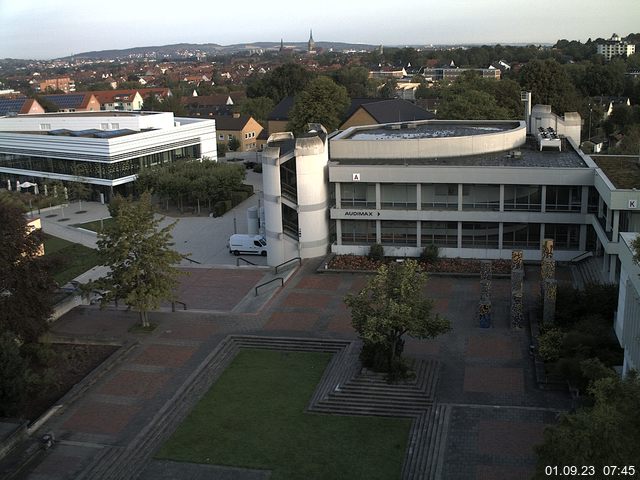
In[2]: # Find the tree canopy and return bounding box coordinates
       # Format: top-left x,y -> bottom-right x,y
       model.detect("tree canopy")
246,63 -> 315,104
87,192 -> 184,327
345,259 -> 451,377
534,371 -> 640,476
0,200 -> 54,343
519,59 -> 580,113
287,76 -> 350,134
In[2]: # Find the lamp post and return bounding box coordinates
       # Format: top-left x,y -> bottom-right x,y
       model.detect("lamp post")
588,107 -> 592,141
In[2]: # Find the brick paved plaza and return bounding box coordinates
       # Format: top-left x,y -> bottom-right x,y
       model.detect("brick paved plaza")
11,260 -> 572,479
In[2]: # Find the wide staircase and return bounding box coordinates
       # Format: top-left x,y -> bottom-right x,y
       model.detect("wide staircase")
76,336 -> 449,480
570,255 -> 609,290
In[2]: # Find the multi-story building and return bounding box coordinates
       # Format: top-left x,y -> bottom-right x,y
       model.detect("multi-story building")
259,102 -> 640,375
597,33 -> 636,61
0,111 -> 216,199
422,67 -> 501,81
38,77 -> 75,93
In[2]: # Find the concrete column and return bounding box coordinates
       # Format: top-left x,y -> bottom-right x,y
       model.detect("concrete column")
581,186 -> 589,214
416,184 -> 422,211
606,206 -> 612,232
498,222 -> 504,251
598,196 -> 604,218
376,220 -> 381,244
375,183 -> 381,210
457,221 -> 462,249
579,224 -> 587,251
416,221 -> 422,248
609,255 -> 617,283
262,149 -> 285,266
335,183 -> 341,209
499,184 -> 505,212
613,210 -> 620,240
539,224 -> 545,250
458,183 -> 463,211
541,185 -> 547,213
336,219 -> 342,246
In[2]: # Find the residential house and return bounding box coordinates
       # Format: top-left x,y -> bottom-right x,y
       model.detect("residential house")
215,114 -> 263,152
340,99 -> 435,130
92,90 -> 144,111
41,93 -> 101,112
267,96 -> 295,135
38,77 -> 75,93
0,97 -> 45,116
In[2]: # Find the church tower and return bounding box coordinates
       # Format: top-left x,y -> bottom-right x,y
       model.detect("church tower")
308,29 -> 316,54
279,38 -> 284,53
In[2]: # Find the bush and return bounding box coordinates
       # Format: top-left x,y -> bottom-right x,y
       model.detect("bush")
230,191 -> 249,207
368,243 -> 384,262
420,244 -> 439,263
212,201 -> 228,217
537,328 -> 565,362
253,163 -> 263,173
237,184 -> 254,195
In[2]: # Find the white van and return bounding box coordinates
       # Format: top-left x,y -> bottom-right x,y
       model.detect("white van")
228,234 -> 267,256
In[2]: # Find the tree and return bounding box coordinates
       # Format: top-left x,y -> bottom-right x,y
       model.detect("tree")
438,88 -> 511,120
334,66 -> 373,98
0,331 -> 29,416
287,76 -> 350,134
88,192 -> 184,327
246,63 -> 315,103
519,59 -> 580,113
228,137 -> 241,152
534,371 -> 640,477
379,79 -> 397,99
0,199 -> 54,343
344,259 -> 451,379
239,96 -> 274,126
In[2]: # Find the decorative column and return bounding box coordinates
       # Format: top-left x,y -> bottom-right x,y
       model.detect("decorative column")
479,260 -> 492,328
511,250 -> 524,329
540,239 -> 556,325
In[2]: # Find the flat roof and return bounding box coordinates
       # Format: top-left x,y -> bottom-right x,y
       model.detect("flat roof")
346,121 -> 519,141
10,111 -> 162,118
591,155 -> 640,189
331,137 -> 588,168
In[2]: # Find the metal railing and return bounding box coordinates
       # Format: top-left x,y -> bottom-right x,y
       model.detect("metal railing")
255,277 -> 284,296
182,255 -> 201,265
569,251 -> 594,264
275,257 -> 301,274
171,300 -> 187,311
236,257 -> 257,266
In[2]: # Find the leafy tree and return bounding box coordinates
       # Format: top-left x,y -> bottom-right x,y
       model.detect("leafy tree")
334,66 -> 374,98
68,180 -> 91,207
534,371 -> 640,476
239,96 -> 274,126
344,259 -> 451,379
87,192 -> 184,327
287,76 -> 350,134
0,331 -> 29,416
519,59 -> 580,113
379,79 -> 397,99
217,141 -> 228,157
0,199 -> 54,343
246,63 -> 315,103
228,137 -> 241,152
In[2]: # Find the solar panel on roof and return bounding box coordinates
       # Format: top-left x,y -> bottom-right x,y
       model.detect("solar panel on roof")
43,94 -> 85,109
0,98 -> 26,115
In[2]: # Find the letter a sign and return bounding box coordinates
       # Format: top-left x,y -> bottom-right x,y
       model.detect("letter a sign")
352,173 -> 361,182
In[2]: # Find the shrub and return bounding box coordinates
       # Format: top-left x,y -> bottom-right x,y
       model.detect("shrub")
537,328 -> 565,362
212,201 -> 228,217
253,163 -> 263,173
368,243 -> 384,262
420,244 -> 439,263
237,184 -> 254,195
230,191 -> 249,206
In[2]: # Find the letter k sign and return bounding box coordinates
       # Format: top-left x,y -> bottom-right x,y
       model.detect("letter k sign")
629,199 -> 637,209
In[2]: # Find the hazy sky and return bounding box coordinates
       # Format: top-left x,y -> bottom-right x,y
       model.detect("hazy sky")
1,0 -> 638,59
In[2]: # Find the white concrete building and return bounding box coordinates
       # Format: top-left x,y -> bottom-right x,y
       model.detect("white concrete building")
0,111 -> 216,199
597,33 -> 636,61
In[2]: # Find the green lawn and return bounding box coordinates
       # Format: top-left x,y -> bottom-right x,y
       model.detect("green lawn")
43,235 -> 101,285
156,349 -> 411,480
72,217 -> 114,233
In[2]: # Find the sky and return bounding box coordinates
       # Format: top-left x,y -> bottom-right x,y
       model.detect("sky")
0,0 -> 639,59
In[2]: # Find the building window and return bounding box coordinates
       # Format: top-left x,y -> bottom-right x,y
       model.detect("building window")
228,134 -> 233,140
219,134 -> 224,140
461,222 -> 499,248
111,123 -> 119,130
546,186 -> 582,212
544,224 -> 580,250
101,123 -> 109,130
421,184 -> 457,210
341,220 -> 376,245
503,223 -> 540,248
381,221 -> 416,245
381,184 -> 417,209
39,123 -> 51,130
341,182 -> 376,209
462,184 -> 500,211
504,185 -> 542,211
421,221 -> 458,247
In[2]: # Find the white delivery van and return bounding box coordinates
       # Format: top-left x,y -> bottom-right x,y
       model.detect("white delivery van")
228,234 -> 267,256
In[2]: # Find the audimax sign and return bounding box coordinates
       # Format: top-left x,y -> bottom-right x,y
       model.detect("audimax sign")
344,211 -> 381,217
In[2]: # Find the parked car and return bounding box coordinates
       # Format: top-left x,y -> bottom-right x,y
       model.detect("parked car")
227,234 -> 267,256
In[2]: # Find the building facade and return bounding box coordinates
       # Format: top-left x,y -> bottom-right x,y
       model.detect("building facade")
0,111 -> 216,199
597,33 -> 636,61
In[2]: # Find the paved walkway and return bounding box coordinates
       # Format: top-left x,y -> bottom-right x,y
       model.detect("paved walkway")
9,260 -> 571,480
